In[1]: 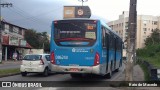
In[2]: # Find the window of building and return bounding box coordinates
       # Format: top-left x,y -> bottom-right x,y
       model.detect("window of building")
143,28 -> 147,31
19,29 -> 22,35
13,27 -> 19,34
154,21 -> 158,25
152,21 -> 158,25
117,24 -> 119,27
9,25 -> 13,32
125,33 -> 128,36
4,24 -> 9,30
151,29 -> 153,31
1,23 -> 5,30
143,20 -> 147,24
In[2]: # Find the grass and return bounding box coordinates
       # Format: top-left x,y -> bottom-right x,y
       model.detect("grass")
137,61 -> 150,81
0,68 -> 20,76
137,44 -> 160,68
138,57 -> 160,68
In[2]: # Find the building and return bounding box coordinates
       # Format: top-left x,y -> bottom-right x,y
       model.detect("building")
1,20 -> 32,61
107,11 -> 160,49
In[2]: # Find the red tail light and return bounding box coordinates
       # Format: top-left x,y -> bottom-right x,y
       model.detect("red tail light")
94,52 -> 100,66
51,52 -> 56,64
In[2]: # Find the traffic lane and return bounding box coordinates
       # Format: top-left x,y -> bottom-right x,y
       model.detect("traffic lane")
0,64 -> 125,90
0,73 -> 109,81
0,63 -> 124,82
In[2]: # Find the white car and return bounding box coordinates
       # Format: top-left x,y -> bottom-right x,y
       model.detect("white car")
20,54 -> 51,76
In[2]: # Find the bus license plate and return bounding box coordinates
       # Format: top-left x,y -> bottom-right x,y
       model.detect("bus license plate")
69,68 -> 79,72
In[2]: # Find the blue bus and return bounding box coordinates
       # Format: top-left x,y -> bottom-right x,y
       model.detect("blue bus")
50,19 -> 123,78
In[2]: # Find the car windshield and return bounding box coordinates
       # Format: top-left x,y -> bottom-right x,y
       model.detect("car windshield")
23,55 -> 42,61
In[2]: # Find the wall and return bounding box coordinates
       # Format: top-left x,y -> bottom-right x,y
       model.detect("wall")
23,49 -> 44,55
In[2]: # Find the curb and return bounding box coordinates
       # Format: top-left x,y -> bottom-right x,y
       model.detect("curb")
0,73 -> 20,78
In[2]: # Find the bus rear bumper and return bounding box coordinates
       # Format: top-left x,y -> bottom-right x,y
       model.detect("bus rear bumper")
51,64 -> 100,74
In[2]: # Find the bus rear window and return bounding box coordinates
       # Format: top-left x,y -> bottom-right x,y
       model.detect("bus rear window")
54,20 -> 97,47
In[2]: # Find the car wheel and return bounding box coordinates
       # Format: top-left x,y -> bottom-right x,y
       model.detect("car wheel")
43,68 -> 49,77
21,72 -> 27,76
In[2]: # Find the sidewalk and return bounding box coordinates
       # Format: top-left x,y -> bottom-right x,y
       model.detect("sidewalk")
116,64 -> 160,90
0,60 -> 21,69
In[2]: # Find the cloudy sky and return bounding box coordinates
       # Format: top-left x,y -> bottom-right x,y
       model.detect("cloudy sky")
2,0 -> 160,34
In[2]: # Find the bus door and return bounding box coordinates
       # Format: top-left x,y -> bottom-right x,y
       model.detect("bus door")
105,33 -> 109,73
114,37 -> 117,70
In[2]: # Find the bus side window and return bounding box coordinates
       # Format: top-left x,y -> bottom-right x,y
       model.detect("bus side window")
109,33 -> 113,50
102,26 -> 106,48
116,38 -> 119,51
113,36 -> 115,50
105,33 -> 109,50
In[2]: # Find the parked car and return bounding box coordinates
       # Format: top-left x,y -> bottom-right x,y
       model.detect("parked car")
20,54 -> 51,76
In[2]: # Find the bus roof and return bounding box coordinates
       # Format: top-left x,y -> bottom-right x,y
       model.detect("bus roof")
100,20 -> 122,39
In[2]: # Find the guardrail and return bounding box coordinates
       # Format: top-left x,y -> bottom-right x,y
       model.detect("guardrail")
137,59 -> 160,81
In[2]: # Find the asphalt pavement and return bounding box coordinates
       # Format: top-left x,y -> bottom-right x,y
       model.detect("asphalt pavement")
0,61 -> 160,90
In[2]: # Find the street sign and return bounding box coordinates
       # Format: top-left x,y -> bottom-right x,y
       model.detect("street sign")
64,6 -> 91,19
77,9 -> 83,16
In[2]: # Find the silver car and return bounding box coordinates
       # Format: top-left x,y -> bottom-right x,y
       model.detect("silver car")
20,54 -> 51,76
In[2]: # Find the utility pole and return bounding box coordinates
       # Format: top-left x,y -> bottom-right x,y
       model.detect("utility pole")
78,0 -> 88,6
0,1 -> 13,62
125,0 -> 137,82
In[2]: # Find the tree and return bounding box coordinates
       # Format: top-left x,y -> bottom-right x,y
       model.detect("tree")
145,29 -> 160,46
24,29 -> 50,52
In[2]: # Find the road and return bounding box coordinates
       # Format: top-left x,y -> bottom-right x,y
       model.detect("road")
0,64 -> 125,90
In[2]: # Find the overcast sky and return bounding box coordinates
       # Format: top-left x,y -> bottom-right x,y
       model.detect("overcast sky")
2,0 -> 160,34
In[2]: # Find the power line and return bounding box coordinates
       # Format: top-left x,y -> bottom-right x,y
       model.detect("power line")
8,5 -> 63,22
7,7 -> 50,27
10,7 -> 49,25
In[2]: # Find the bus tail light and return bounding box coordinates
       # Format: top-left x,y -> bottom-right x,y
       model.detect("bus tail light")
94,52 -> 100,66
51,52 -> 56,64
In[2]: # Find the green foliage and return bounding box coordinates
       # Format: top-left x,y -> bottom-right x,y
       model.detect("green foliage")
136,44 -> 160,68
0,68 -> 20,76
145,29 -> 160,46
24,29 -> 50,52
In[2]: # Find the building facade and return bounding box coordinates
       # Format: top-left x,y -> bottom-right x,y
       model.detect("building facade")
1,20 -> 32,61
107,11 -> 160,49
